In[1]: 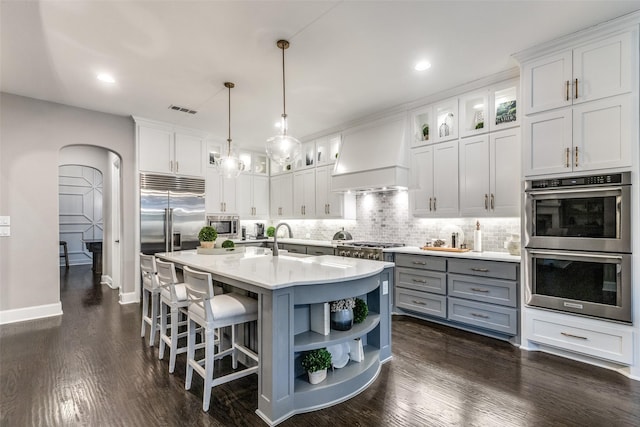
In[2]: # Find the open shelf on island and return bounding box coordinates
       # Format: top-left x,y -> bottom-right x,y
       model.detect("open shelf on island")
294,313 -> 380,352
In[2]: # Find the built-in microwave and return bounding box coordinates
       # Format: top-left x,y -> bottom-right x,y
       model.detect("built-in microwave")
524,172 -> 631,253
207,214 -> 239,238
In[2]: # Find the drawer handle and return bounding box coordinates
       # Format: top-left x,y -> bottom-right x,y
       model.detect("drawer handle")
470,268 -> 489,272
561,332 -> 588,340
412,261 -> 427,265
411,300 -> 426,306
412,278 -> 428,283
470,287 -> 490,293
470,312 -> 490,319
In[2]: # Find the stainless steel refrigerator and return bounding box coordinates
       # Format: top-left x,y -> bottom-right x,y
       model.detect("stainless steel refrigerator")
140,174 -> 206,255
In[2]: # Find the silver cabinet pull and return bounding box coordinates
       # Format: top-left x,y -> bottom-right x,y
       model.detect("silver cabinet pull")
412,278 -> 428,283
411,300 -> 426,306
470,288 -> 490,293
470,312 -> 490,319
484,194 -> 488,210
565,147 -> 570,168
170,160 -> 174,172
220,202 -> 224,212
575,147 -> 579,168
471,267 -> 489,272
176,161 -> 179,173
566,80 -> 570,101
429,197 -> 433,211
561,332 -> 588,340
490,193 -> 495,210
433,197 -> 437,211
412,261 -> 427,265
574,78 -> 578,99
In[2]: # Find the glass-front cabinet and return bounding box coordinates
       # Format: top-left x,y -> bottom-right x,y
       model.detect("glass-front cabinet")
410,105 -> 433,147
316,134 -> 341,165
489,79 -> 519,131
433,97 -> 458,143
459,90 -> 489,138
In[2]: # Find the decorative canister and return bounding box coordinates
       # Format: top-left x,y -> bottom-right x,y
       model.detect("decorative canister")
506,233 -> 521,256
330,309 -> 354,331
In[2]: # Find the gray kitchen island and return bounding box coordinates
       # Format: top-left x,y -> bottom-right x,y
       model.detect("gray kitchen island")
156,247 -> 394,426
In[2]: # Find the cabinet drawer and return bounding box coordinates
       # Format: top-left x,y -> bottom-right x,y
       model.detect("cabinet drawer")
395,254 -> 446,272
395,288 -> 446,318
307,246 -> 335,256
282,244 -> 307,254
396,267 -> 446,295
448,274 -> 518,308
448,259 -> 517,280
526,311 -> 633,365
448,297 -> 517,335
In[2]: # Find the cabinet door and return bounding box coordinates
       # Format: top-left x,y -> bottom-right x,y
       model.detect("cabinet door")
433,98 -> 458,143
459,90 -> 489,138
490,129 -> 521,216
237,174 -> 253,217
269,175 -> 280,218
252,175 -> 270,218
523,109 -> 573,176
410,146 -> 434,216
459,135 -> 490,216
523,50 -> 572,114
573,95 -> 631,172
174,133 -> 204,176
294,169 -> 316,217
271,173 -> 293,217
205,168 -> 222,213
432,141 -> 459,216
139,126 -> 173,174
410,105 -> 434,147
572,31 -> 632,105
221,175 -> 237,213
489,78 -> 519,132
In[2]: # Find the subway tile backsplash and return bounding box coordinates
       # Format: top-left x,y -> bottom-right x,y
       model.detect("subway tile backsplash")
247,191 -> 521,252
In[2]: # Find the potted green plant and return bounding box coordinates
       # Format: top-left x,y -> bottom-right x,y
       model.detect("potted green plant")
353,298 -> 368,324
198,226 -> 217,249
301,348 -> 332,384
266,226 -> 276,238
330,298 -> 355,331
221,239 -> 235,249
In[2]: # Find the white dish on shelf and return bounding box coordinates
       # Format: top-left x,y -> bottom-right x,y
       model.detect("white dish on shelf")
327,342 -> 350,369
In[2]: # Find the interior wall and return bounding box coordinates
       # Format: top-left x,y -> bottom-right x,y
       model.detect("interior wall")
0,93 -> 135,315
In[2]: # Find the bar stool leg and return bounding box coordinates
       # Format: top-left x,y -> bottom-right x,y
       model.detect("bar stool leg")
140,289 -> 149,337
185,318 -> 196,390
149,293 -> 159,346
158,302 -> 168,359
202,326 -> 216,411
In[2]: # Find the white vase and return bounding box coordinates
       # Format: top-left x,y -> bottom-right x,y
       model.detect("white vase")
506,233 -> 521,256
308,369 -> 327,385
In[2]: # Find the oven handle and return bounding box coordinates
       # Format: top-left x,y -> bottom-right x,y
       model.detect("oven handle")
528,249 -> 623,261
526,186 -> 623,196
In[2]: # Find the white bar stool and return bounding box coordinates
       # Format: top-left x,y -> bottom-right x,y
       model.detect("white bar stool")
183,266 -> 259,411
139,253 -> 161,346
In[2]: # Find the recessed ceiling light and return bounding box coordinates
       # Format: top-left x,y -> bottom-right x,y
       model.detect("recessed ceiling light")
414,60 -> 431,71
97,73 -> 115,83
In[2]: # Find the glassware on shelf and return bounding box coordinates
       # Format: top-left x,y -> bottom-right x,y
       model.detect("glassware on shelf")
439,112 -> 453,137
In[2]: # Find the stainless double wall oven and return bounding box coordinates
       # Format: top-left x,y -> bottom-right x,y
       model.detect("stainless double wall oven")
524,172 -> 632,323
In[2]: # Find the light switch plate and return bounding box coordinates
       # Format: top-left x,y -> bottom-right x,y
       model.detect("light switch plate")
0,226 -> 10,237
0,216 -> 9,226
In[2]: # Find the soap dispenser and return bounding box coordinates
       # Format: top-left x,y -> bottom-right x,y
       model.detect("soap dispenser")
473,221 -> 482,252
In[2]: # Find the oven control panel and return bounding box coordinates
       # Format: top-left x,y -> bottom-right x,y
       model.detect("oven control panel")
529,172 -> 628,189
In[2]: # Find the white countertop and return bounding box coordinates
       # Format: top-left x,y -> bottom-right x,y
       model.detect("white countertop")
156,247 -> 394,290
230,237 -> 337,247
384,246 -> 521,263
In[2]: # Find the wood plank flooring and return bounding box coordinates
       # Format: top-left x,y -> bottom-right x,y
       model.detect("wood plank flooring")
1,265 -> 639,426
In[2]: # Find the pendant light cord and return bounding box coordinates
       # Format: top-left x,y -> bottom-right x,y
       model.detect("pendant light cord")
281,44 -> 286,118
227,83 -> 232,156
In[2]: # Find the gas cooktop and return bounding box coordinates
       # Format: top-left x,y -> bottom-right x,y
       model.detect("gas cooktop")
342,241 -> 405,248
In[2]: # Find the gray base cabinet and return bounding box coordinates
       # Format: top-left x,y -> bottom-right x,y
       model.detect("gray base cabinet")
393,253 -> 520,342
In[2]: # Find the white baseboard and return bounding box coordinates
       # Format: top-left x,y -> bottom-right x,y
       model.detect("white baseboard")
101,275 -> 119,289
0,302 -> 63,325
119,291 -> 138,305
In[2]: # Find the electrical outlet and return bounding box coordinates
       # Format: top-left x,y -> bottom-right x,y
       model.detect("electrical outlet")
0,216 -> 9,226
382,280 -> 388,295
0,226 -> 10,237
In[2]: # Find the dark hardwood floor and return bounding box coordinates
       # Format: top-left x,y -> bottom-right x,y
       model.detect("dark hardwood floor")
1,265 -> 639,426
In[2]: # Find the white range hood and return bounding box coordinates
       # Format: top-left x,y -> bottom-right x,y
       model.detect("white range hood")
332,113 -> 409,192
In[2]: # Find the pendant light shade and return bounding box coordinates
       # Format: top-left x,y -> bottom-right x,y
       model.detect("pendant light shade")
217,82 -> 245,179
266,40 -> 302,166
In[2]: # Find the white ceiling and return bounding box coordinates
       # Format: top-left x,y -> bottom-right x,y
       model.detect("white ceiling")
2,1 -> 639,150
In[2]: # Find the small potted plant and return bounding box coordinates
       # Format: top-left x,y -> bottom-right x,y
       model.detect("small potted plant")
353,298 -> 368,324
301,348 -> 332,384
198,226 -> 217,249
330,298 -> 355,331
266,226 -> 276,238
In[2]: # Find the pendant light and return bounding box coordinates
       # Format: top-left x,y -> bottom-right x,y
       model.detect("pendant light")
265,39 -> 302,166
217,82 -> 245,178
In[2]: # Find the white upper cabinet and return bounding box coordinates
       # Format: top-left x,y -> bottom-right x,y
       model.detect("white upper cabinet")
489,129 -> 521,216
433,98 -> 459,143
489,79 -> 520,132
459,90 -> 489,138
205,167 -> 237,214
270,173 -> 293,218
238,173 -> 269,219
316,134 -> 341,165
523,31 -> 633,115
410,141 -> 459,217
315,165 -> 356,219
293,168 -> 316,217
137,121 -> 205,177
410,105 -> 434,148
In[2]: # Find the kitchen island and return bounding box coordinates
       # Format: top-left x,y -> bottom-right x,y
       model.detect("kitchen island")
156,247 -> 394,426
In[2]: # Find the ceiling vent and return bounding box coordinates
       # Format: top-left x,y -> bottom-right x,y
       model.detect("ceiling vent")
168,104 -> 197,114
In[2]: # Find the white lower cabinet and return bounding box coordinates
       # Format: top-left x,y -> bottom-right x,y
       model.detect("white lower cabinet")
410,141 -> 459,217
524,308 -> 633,365
270,173 -> 293,218
238,174 -> 269,218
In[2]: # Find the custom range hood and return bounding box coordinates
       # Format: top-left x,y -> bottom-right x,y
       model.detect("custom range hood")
332,113 -> 409,193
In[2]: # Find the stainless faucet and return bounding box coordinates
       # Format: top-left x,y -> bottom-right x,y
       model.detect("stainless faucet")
272,223 -> 293,257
